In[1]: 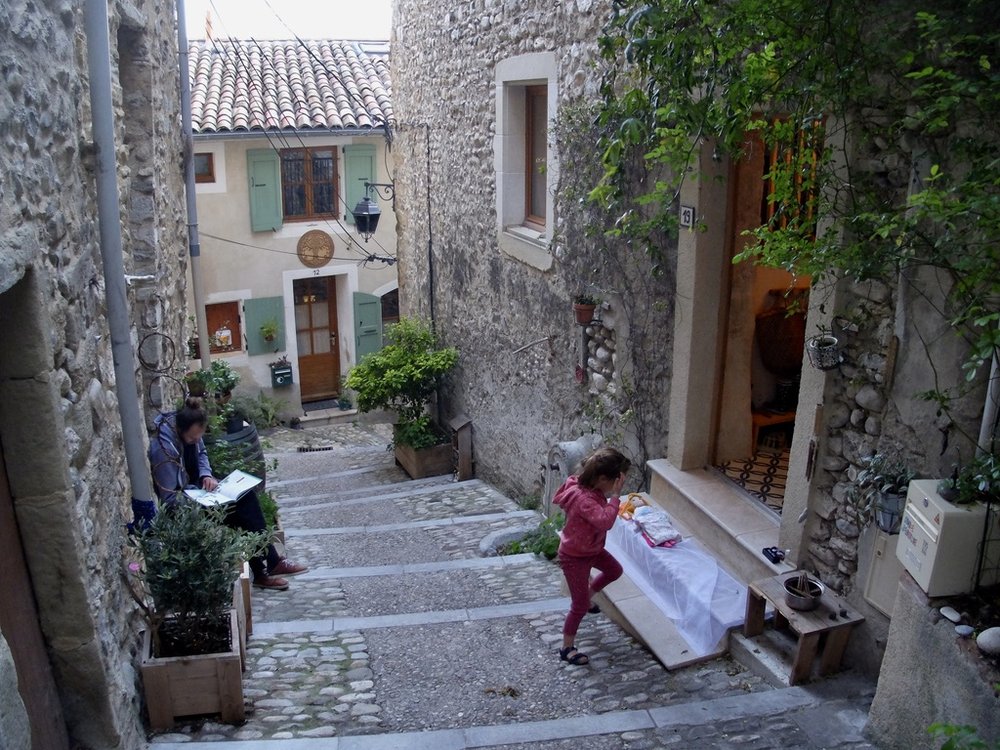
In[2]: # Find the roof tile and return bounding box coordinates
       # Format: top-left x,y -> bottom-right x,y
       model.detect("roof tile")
189,39 -> 392,134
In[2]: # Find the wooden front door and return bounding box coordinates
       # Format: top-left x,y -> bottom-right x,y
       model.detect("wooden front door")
0,445 -> 70,750
294,276 -> 340,402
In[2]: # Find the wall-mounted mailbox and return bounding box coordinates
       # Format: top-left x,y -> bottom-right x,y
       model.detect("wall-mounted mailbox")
270,364 -> 293,388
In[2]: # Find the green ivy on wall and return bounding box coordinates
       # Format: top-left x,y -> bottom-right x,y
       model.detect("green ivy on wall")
592,0 -> 1000,383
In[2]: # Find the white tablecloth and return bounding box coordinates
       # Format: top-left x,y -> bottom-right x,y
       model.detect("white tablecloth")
606,519 -> 747,658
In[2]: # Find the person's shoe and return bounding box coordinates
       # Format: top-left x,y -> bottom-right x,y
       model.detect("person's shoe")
253,575 -> 289,591
271,559 -> 309,577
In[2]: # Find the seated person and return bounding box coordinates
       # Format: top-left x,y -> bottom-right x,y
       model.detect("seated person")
149,397 -> 307,590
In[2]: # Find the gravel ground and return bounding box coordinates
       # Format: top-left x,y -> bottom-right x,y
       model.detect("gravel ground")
339,569 -> 530,617
285,528 -> 457,568
367,613 -> 764,734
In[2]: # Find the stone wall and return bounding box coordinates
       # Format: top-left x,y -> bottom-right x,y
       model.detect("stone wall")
0,0 -> 187,747
391,0 -> 674,497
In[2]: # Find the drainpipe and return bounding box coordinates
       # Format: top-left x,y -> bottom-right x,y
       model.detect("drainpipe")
84,0 -> 156,518
176,0 -> 212,371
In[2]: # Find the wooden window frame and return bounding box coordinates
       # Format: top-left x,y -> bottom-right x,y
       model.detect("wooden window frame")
194,152 -> 215,183
280,147 -> 339,222
524,84 -> 547,230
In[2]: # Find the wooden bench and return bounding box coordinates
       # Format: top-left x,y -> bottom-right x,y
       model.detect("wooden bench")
743,572 -> 864,685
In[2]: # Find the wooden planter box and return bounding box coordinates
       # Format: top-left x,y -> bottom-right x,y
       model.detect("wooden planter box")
140,609 -> 244,730
394,442 -> 454,479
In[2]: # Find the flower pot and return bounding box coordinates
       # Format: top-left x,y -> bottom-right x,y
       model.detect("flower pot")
573,303 -> 597,326
875,491 -> 906,534
140,609 -> 244,730
806,334 -> 841,370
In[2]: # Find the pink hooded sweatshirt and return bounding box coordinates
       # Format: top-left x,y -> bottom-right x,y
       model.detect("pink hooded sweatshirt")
553,475 -> 621,557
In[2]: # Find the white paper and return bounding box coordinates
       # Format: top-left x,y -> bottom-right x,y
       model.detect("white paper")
184,469 -> 262,507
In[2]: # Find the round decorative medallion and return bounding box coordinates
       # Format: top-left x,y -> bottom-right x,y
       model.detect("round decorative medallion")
296,230 -> 334,268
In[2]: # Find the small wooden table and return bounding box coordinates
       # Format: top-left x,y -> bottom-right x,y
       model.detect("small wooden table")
744,572 -> 865,685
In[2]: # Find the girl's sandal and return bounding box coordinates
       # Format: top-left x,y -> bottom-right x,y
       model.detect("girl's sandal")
559,646 -> 589,665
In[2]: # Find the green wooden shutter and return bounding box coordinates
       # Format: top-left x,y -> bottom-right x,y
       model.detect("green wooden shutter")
343,144 -> 376,223
244,296 -> 285,355
247,149 -> 283,232
353,292 -> 382,361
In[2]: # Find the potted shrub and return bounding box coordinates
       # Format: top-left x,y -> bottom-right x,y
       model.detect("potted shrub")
184,369 -> 212,397
938,452 -> 1000,505
847,453 -> 917,534
126,502 -> 267,729
345,318 -> 458,478
572,293 -> 600,326
209,359 -> 240,402
259,318 -> 279,342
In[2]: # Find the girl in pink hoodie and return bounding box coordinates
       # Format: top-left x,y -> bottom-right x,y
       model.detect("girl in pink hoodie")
552,447 -> 630,665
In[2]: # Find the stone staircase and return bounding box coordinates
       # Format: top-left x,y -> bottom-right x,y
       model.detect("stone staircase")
147,422 -> 876,748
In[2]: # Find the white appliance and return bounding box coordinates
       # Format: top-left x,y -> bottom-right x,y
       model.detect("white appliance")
863,528 -> 904,616
895,480 -> 1000,597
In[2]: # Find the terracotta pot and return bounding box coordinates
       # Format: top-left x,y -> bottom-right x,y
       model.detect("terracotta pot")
573,303 -> 597,326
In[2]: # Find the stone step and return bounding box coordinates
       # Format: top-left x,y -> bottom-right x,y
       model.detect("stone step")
647,458 -> 794,587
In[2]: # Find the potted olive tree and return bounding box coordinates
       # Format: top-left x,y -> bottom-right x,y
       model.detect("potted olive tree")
847,453 -> 917,534
127,502 -> 267,729
345,318 -> 459,478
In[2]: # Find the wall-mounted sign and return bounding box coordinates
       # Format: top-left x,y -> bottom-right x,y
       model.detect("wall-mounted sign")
679,205 -> 695,229
296,230 -> 334,268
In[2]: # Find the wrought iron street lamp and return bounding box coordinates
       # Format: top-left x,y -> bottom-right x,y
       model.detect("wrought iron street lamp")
351,181 -> 395,242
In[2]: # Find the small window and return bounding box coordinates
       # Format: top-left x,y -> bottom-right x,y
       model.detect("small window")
281,147 -> 338,221
205,301 -> 242,354
194,152 -> 215,183
524,85 -> 547,229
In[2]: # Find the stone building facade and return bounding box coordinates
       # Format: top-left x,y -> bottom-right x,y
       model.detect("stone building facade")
0,1 -> 187,747
390,0 -> 675,500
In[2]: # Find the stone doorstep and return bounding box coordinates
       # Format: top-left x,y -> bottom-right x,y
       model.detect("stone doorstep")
646,459 -> 795,586
297,407 -> 360,428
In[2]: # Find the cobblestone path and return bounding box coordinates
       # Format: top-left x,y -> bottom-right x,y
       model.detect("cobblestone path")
148,422 -> 878,749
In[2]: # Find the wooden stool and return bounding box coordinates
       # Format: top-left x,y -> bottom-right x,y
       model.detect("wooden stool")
744,572 -> 864,685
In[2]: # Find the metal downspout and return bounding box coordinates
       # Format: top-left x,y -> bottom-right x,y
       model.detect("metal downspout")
83,0 -> 155,512
176,0 -> 211,371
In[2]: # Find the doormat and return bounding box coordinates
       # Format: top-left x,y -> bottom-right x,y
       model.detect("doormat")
302,399 -> 340,412
717,449 -> 789,514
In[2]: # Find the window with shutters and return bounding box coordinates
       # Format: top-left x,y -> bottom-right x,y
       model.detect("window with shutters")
205,301 -> 242,354
281,147 -> 338,221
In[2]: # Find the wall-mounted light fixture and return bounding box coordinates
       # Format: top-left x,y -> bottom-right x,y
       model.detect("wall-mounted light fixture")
351,181 -> 396,242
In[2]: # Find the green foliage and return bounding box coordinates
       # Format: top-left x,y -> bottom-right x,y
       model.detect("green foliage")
258,488 -> 279,531
184,360 -> 241,398
942,453 -> 1000,505
127,501 -> 267,656
929,723 -> 1000,750
230,391 -> 286,429
501,514 -> 566,560
345,318 -> 458,448
846,453 -> 916,527
594,0 -> 1000,383
209,359 -> 240,394
259,318 -> 279,340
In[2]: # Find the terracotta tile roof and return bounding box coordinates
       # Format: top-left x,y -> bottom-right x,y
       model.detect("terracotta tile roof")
189,39 -> 392,133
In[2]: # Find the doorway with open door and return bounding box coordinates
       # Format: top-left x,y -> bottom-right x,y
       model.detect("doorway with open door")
712,128 -> 815,516
294,276 -> 341,406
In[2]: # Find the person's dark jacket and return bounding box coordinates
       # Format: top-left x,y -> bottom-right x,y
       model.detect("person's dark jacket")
149,411 -> 212,504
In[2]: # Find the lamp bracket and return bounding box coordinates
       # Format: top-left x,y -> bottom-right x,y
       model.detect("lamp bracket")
364,181 -> 395,203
